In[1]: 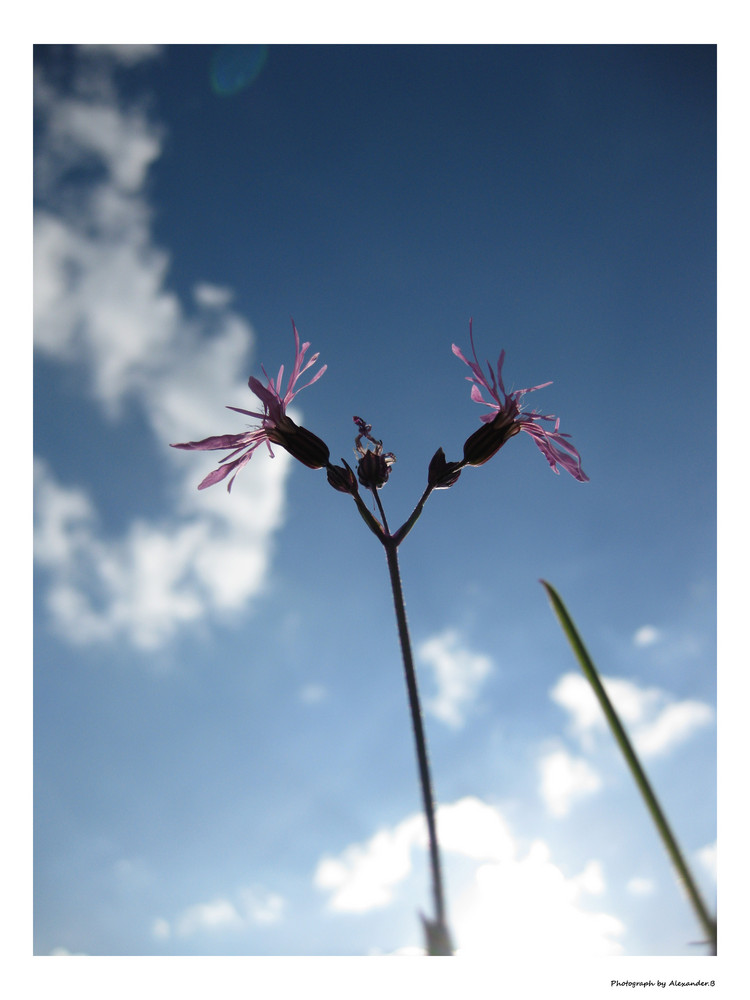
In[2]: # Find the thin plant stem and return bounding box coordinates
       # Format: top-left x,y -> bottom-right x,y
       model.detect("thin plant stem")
391,484 -> 434,547
541,580 -> 717,954
384,536 -> 452,954
370,485 -> 391,536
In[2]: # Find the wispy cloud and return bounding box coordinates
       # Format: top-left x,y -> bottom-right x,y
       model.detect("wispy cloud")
416,630 -> 492,728
174,898 -> 243,936
632,624 -> 707,667
633,625 -> 661,647
549,673 -> 713,759
34,46 -> 295,651
79,44 -> 164,67
298,683 -> 327,704
633,700 -> 714,757
626,876 -> 655,896
696,842 -> 716,883
313,796 -> 624,956
153,885 -> 286,940
238,887 -> 286,925
193,282 -> 235,309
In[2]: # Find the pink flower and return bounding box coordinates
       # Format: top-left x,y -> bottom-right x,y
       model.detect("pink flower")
171,322 -> 329,491
452,321 -> 588,482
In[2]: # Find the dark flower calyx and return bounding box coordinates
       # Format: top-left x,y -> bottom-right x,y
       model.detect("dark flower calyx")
461,411 -> 520,467
427,448 -> 462,488
352,415 -> 395,489
327,461 -> 359,494
269,415 -> 331,469
356,449 -> 393,489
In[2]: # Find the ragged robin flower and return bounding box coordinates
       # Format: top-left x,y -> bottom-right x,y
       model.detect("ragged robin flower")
171,321 -> 329,491
452,320 -> 589,482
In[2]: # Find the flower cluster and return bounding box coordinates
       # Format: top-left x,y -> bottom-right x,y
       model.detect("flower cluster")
172,318 -> 587,495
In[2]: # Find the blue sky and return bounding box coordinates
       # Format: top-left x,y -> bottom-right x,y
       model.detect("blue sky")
32,42 -> 718,973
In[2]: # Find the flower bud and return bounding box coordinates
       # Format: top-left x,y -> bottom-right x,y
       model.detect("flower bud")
352,415 -> 395,489
427,448 -> 462,489
461,411 -> 520,467
356,449 -> 393,489
326,461 -> 359,494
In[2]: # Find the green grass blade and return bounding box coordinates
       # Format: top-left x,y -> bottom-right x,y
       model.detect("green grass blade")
540,580 -> 716,953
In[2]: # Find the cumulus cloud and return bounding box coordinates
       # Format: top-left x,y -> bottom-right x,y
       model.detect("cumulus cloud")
574,859 -> 606,895
538,745 -> 603,818
458,842 -> 623,957
314,813 -> 424,913
416,630 -> 492,728
33,47 -> 296,650
35,454 -> 288,650
313,798 -> 517,915
313,797 -> 624,956
549,673 -> 713,759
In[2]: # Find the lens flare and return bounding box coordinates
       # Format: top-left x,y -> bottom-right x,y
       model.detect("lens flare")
210,45 -> 268,96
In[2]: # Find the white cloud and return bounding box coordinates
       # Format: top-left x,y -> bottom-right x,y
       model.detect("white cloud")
633,625 -> 661,647
314,797 -> 624,956
175,898 -> 243,936
313,798 -> 516,915
151,917 -> 171,940
626,877 -> 655,896
154,885 -> 286,940
696,842 -> 716,883
314,814 -> 424,913
538,746 -> 603,818
416,630 -> 492,728
33,173 -> 179,410
633,700 -> 714,758
432,797 -> 515,862
35,455 -> 288,650
238,887 -> 286,925
80,44 -> 163,66
573,859 -> 606,896
194,282 -> 235,309
549,673 -> 713,759
33,458 -> 97,570
457,842 -> 623,957
33,49 -> 299,651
